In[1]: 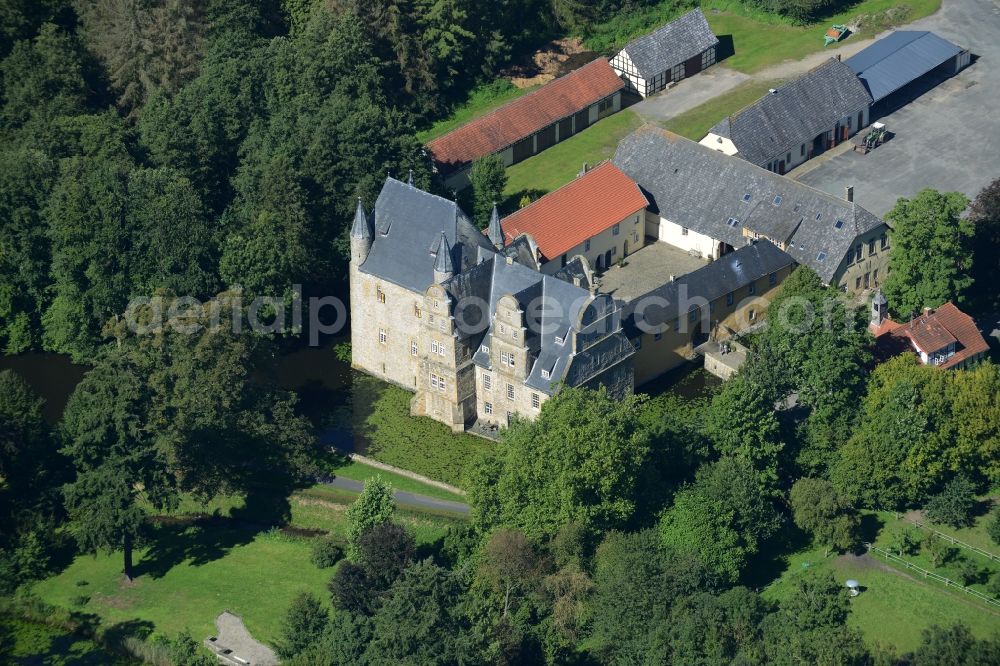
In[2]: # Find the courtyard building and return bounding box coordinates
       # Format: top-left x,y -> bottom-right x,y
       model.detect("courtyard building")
613,125 -> 890,294
700,57 -> 873,173
610,8 -> 720,98
499,162 -> 649,274
427,59 -> 624,191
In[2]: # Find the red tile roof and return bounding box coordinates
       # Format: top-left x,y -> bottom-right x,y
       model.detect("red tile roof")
427,59 -> 625,172
499,162 -> 648,261
873,302 -> 990,369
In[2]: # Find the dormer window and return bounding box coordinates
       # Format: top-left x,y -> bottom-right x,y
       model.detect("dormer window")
541,369 -> 551,379
481,344 -> 490,354
555,334 -> 565,345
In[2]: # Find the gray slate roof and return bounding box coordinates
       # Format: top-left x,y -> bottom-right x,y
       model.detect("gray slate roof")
845,31 -> 962,103
708,58 -> 872,166
619,8 -> 719,80
359,177 -> 494,293
465,257 -> 634,395
621,241 -> 795,332
612,126 -> 885,284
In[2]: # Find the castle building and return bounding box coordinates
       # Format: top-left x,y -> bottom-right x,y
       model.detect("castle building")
350,177 -> 636,432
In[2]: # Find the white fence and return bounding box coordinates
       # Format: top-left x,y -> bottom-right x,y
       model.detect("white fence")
865,542 -> 1000,610
903,518 -> 1000,563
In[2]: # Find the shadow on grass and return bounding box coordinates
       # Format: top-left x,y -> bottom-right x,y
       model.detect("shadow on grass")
502,188 -> 548,212
135,479 -> 304,579
740,522 -> 813,590
858,512 -> 885,545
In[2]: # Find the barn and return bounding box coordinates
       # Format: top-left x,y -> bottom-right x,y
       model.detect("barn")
610,8 -> 719,98
845,31 -> 970,108
426,59 -> 625,190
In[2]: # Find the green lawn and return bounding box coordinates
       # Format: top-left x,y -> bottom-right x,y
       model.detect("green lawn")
661,78 -> 786,140
759,505 -> 1000,654
30,483 -> 464,648
6,616 -> 131,665
583,0 -> 941,74
502,109 -> 644,206
417,80 -> 533,143
329,460 -> 467,503
345,375 -> 493,488
705,0 -> 942,74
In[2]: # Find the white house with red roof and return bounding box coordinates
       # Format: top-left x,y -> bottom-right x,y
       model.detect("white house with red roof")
870,292 -> 990,370
499,162 -> 649,274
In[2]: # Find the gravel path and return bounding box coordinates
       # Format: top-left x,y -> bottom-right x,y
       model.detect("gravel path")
210,611 -> 278,666
321,476 -> 470,515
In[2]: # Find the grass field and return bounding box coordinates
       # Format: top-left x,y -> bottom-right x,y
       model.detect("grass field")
502,110 -> 644,206
30,483 -> 465,648
759,504 -> 1000,654
661,78 -> 786,140
346,375 -> 493,488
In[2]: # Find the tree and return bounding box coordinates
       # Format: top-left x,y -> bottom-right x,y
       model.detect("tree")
470,387 -> 654,539
44,156 -> 219,360
924,475 -> 978,528
363,559 -> 468,665
988,507 -> 1000,547
0,148 -> 56,353
469,154 -> 507,228
61,353 -> 177,581
790,478 -> 859,556
659,457 -> 781,583
355,522 -> 415,590
883,189 -> 973,318
328,561 -> 377,615
969,178 -> 1000,311
651,587 -> 767,664
922,533 -> 956,568
479,528 -> 544,620
346,476 -> 395,556
589,529 -> 716,663
702,374 -> 783,484
910,624 -> 1000,665
885,525 -> 920,557
76,0 -> 208,116
110,294 -> 319,502
279,592 -> 329,659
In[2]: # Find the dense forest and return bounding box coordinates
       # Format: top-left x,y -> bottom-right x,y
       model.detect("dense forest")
2,1 -> 1000,664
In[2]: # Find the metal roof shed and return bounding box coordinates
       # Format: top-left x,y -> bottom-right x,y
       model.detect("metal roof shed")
845,31 -> 965,103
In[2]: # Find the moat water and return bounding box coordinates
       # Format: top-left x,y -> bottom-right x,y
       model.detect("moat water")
0,343 -> 719,445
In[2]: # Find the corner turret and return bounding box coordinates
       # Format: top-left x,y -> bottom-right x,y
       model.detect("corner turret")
350,197 -> 373,264
487,202 -> 504,250
432,231 -> 454,283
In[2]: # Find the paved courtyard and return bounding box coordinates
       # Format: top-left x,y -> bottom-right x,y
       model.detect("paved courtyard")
598,241 -> 710,302
795,0 -> 1000,216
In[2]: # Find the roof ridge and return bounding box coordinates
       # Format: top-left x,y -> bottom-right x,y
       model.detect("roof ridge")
427,59 -> 611,147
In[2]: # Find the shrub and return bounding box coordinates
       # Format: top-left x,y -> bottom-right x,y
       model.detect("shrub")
987,507 -> 1000,546
310,537 -> 344,569
987,572 -> 1000,598
924,476 -> 977,528
954,555 -> 984,587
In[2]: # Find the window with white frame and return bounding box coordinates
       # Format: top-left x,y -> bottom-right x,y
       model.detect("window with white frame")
500,351 -> 510,365
484,402 -> 493,415
531,393 -> 540,409
481,344 -> 490,354
541,369 -> 550,379
483,374 -> 492,390
378,328 -> 386,344
507,383 -> 514,399
410,341 -> 417,356
612,223 -> 620,235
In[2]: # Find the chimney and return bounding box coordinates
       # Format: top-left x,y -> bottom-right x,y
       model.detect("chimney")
924,306 -> 933,316
845,185 -> 854,202
768,88 -> 777,94
836,53 -> 841,61
669,274 -> 676,282
579,162 -> 589,177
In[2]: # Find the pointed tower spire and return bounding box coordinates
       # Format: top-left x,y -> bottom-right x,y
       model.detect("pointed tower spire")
487,202 -> 504,249
433,231 -> 454,282
350,197 -> 373,264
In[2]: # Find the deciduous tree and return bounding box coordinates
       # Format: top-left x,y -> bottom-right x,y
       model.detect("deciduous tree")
790,477 -> 859,556
469,154 -> 507,229
884,188 -> 973,318
346,476 -> 395,555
